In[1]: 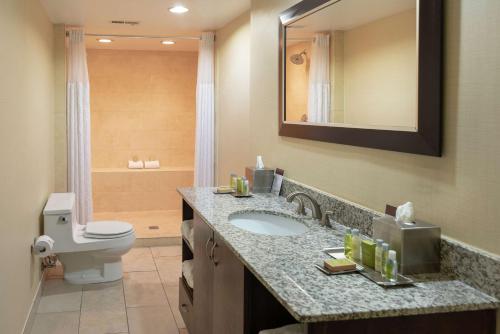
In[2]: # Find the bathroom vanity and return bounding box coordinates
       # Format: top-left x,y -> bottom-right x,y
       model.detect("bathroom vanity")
177,188 -> 498,334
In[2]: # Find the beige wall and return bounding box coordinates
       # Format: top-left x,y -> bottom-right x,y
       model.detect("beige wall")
87,49 -> 197,169
343,9 -> 417,128
215,12 -> 252,184
54,25 -> 67,192
246,0 -> 500,256
285,42 -> 310,122
0,0 -> 55,332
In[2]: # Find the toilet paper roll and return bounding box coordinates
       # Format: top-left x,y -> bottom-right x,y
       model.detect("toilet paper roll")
33,235 -> 55,257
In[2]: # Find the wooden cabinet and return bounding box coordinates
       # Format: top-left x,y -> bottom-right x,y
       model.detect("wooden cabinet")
192,213 -> 244,334
193,213 -> 214,334
212,233 -> 245,334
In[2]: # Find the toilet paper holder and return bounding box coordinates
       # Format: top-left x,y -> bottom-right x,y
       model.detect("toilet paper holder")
32,238 -> 46,254
32,238 -> 57,268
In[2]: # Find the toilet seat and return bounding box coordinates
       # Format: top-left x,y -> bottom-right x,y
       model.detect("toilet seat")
84,221 -> 134,239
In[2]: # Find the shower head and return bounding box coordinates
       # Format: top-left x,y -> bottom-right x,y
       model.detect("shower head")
290,50 -> 307,65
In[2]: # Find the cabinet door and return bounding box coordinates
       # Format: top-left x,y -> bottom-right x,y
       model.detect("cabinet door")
193,214 -> 214,334
212,233 -> 245,334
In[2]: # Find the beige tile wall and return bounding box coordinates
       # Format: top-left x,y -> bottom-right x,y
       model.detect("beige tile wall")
285,42 -> 310,122
87,49 -> 196,212
92,169 -> 193,212
86,49 -> 197,169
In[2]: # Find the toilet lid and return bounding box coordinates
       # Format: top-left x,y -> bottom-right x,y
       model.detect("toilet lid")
84,221 -> 134,238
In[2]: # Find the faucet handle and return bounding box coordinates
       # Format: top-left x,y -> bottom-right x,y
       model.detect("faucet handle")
321,210 -> 334,227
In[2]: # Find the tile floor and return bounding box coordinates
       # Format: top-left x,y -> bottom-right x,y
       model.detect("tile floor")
30,246 -> 188,334
93,210 -> 182,239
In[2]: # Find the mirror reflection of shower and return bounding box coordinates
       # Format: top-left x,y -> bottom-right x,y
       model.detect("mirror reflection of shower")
290,50 -> 307,65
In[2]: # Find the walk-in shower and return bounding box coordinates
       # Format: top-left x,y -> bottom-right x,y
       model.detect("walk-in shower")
87,34 -> 198,242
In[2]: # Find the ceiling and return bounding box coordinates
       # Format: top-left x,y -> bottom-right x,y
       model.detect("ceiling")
40,0 -> 250,51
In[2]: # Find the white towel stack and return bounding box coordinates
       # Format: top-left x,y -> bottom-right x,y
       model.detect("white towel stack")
258,324 -> 306,334
182,260 -> 194,289
128,160 -> 144,169
144,160 -> 160,169
181,219 -> 194,249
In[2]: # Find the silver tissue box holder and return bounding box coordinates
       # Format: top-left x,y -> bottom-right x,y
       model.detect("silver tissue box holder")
245,167 -> 274,193
372,215 -> 441,274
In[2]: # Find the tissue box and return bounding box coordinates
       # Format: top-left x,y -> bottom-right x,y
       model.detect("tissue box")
373,215 -> 441,274
245,167 -> 274,193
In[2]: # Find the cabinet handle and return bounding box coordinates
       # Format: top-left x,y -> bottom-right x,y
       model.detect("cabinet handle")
210,242 -> 218,266
180,304 -> 188,313
205,236 -> 213,259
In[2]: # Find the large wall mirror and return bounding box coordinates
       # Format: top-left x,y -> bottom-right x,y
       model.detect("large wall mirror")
279,0 -> 443,156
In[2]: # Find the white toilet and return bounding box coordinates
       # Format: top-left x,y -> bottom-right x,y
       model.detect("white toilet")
43,192 -> 136,284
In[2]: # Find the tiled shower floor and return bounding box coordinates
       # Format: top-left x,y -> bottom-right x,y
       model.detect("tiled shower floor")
93,210 -> 182,239
29,246 -> 188,334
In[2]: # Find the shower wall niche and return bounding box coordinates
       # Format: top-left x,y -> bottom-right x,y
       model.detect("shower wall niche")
87,49 -> 196,216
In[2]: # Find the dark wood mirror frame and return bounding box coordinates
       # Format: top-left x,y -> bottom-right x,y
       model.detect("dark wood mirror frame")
279,0 -> 443,156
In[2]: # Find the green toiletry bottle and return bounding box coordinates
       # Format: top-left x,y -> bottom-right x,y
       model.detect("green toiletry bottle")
230,173 -> 237,189
236,177 -> 243,194
242,177 -> 249,196
351,229 -> 361,261
374,239 -> 384,272
385,250 -> 398,282
344,228 -> 352,259
381,243 -> 390,277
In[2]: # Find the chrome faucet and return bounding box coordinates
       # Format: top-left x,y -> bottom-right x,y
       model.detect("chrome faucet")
286,191 -> 322,220
321,210 -> 334,228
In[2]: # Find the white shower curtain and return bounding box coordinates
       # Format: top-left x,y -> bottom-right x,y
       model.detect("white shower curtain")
67,28 -> 93,224
307,33 -> 331,123
194,32 -> 215,187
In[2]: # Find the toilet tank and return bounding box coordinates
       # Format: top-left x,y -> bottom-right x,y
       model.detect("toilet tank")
43,193 -> 76,252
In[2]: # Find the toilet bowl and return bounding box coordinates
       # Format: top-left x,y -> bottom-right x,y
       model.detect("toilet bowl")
43,193 -> 136,284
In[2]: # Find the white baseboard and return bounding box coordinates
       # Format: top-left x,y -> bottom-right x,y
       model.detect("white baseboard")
21,270 -> 46,334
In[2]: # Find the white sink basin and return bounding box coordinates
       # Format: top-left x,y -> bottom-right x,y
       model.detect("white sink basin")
229,211 -> 308,236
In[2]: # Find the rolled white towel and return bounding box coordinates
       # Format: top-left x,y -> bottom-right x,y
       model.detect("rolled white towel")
259,324 -> 306,334
182,260 -> 194,289
181,219 -> 194,248
128,160 -> 144,169
144,160 -> 160,169
188,228 -> 194,249
395,201 -> 415,224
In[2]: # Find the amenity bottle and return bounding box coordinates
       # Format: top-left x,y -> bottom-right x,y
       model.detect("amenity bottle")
344,228 -> 352,259
351,229 -> 361,262
381,243 -> 390,277
385,250 -> 398,282
374,239 -> 384,272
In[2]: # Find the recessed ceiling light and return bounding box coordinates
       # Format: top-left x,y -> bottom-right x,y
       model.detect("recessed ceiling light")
169,5 -> 189,14
161,40 -> 176,45
97,38 -> 113,43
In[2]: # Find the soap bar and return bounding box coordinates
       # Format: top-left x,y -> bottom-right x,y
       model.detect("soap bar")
324,259 -> 356,272
361,239 -> 376,268
215,186 -> 234,194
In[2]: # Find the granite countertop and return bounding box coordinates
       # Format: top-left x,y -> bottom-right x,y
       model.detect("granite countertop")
178,187 -> 498,322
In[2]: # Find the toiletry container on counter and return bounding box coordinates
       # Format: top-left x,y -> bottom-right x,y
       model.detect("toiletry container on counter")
372,215 -> 441,274
245,167 -> 274,193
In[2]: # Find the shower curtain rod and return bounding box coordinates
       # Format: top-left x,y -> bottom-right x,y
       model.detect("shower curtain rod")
65,32 -> 201,40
